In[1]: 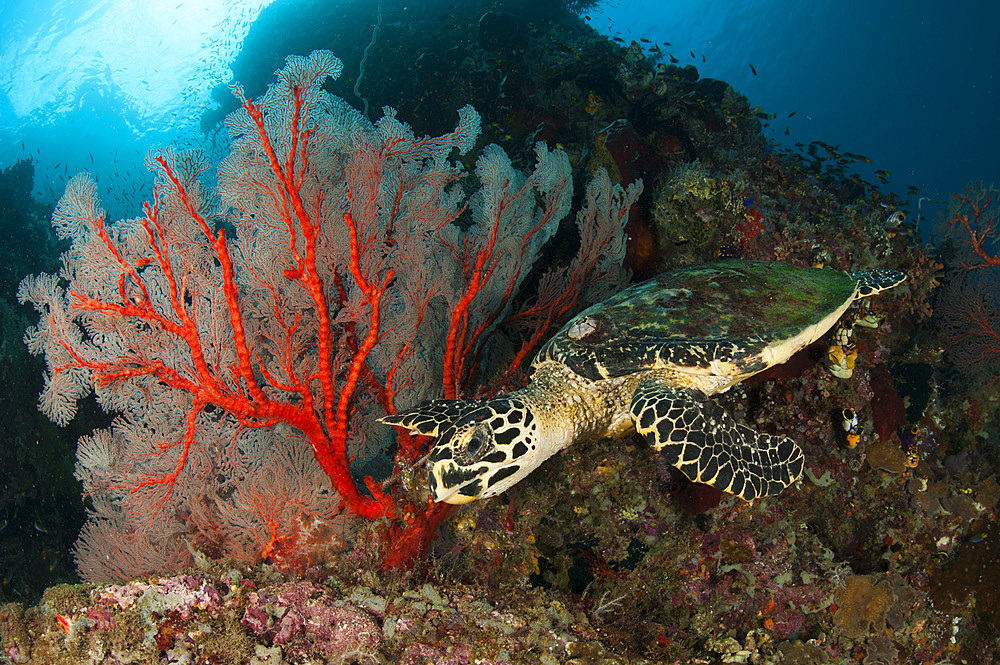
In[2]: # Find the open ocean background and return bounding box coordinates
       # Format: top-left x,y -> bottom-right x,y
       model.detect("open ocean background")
1,0 -> 997,232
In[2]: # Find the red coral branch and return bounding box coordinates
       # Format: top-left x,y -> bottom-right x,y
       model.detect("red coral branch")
64,87 -> 397,523
951,190 -> 1000,270
22,51 -> 639,577
333,203 -> 394,471
440,186 -> 510,399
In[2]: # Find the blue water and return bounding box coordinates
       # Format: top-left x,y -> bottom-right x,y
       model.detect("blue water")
1,0 -> 997,222
585,0 -> 1000,215
0,0 -> 274,219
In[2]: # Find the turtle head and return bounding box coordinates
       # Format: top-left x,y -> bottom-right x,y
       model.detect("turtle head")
381,397 -> 540,504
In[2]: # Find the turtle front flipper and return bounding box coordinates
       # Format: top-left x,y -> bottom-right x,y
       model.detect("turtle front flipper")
379,399 -> 490,436
630,377 -> 804,501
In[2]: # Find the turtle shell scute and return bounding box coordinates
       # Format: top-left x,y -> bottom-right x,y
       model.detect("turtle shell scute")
535,261 -> 858,381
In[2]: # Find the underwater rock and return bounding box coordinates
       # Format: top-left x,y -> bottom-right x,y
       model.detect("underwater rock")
890,363 -> 934,422
929,520 -> 1000,631
776,640 -> 828,665
676,64 -> 699,82
910,485 -> 943,515
863,635 -> 899,665
591,118 -> 664,184
975,474 -> 999,509
242,581 -> 380,661
477,12 -> 527,54
675,480 -> 724,515
719,534 -> 756,564
694,78 -> 730,105
940,494 -> 981,522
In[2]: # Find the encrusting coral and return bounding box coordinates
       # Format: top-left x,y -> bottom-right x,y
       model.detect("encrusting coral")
832,574 -> 896,640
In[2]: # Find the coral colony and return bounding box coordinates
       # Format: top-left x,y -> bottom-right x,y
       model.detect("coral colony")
17,51 -> 638,580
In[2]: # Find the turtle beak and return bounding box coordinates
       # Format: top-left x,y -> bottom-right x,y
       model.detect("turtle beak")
429,460 -> 484,504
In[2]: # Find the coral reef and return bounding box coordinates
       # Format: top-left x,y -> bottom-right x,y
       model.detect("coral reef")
3,1 -> 1000,662
0,562 -> 634,664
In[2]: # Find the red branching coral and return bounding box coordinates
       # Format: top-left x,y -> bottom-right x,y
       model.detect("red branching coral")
945,182 -> 1000,270
17,51 -> 642,581
935,181 -> 1000,381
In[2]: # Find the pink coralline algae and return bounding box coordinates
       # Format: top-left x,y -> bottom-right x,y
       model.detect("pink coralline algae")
242,581 -> 380,660
100,574 -> 223,620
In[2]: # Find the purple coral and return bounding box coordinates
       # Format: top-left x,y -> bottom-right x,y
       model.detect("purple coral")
99,574 -> 223,620
242,581 -> 380,660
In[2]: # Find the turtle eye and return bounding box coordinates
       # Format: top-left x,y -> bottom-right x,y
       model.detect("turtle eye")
466,434 -> 484,457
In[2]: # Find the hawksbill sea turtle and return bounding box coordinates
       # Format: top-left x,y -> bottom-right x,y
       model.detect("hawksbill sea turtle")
382,261 -> 906,505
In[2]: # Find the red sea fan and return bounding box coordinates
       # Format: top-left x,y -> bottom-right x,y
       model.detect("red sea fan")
936,270 -> 1000,383
18,50 -> 643,580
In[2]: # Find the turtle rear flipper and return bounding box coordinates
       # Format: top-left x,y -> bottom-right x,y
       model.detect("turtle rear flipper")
630,377 -> 804,501
850,268 -> 907,298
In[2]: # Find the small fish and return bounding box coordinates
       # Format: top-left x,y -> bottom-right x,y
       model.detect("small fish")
689,50 -> 695,58
843,151 -> 871,163
749,63 -> 757,76
787,110 -> 797,118
701,54 -> 706,62
883,211 -> 906,228
640,38 -> 651,43
874,169 -> 891,184
669,54 -> 679,63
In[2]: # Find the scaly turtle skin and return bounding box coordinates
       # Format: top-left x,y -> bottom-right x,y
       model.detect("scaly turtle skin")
382,261 -> 906,505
